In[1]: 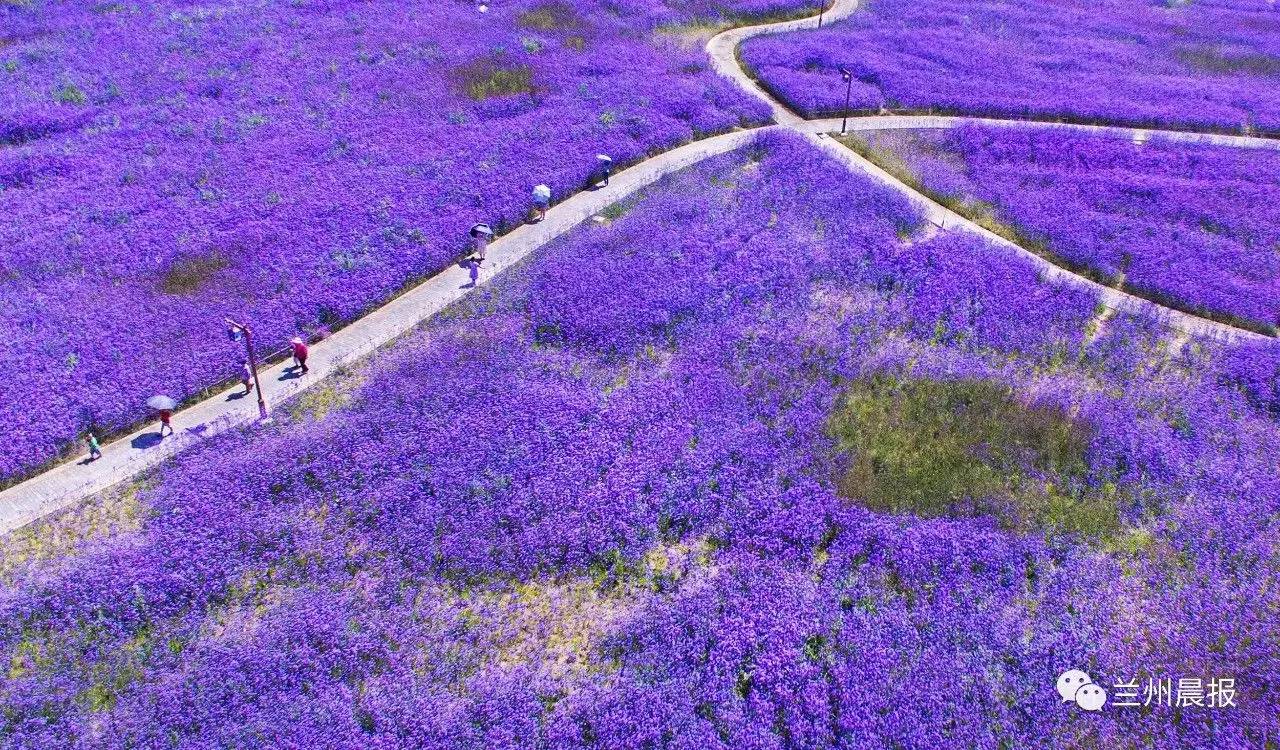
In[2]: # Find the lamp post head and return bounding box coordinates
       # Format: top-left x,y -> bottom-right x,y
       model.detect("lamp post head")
226,317 -> 252,341
839,67 -> 853,83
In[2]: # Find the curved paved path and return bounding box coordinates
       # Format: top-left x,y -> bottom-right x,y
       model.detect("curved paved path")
2,0 -> 1275,534
795,116 -> 1280,151
800,131 -> 1269,342
0,129 -> 764,534
708,1 -> 1280,153
706,1 -> 1275,343
708,0 -> 862,125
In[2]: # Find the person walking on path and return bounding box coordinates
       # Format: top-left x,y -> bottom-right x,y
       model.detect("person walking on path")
594,154 -> 613,188
146,395 -> 178,438
465,223 -> 493,288
85,432 -> 102,461
291,337 -> 309,374
240,360 -> 254,395
531,184 -> 551,223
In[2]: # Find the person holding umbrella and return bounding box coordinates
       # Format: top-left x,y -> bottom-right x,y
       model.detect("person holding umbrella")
465,223 -> 493,288
594,154 -> 613,188
470,222 -> 493,259
148,395 -> 178,437
531,184 -> 551,223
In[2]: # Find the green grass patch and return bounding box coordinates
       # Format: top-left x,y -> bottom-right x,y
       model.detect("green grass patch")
593,192 -> 648,225
159,251 -> 230,295
452,55 -> 536,101
516,1 -> 590,50
517,1 -> 583,31
286,367 -> 362,422
0,481 -> 150,586
54,81 -> 87,105
599,200 -> 632,221
1176,45 -> 1280,77
829,375 -> 1122,540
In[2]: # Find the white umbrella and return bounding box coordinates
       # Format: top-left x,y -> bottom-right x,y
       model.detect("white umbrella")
596,154 -> 612,165
147,395 -> 178,411
532,184 -> 551,202
470,222 -> 493,238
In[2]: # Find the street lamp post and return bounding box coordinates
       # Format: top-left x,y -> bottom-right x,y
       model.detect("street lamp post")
226,317 -> 269,420
838,67 -> 854,134
817,0 -> 826,27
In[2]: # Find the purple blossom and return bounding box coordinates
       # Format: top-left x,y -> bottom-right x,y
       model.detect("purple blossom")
1,131 -> 1276,747
848,124 -> 1280,332
740,0 -> 1280,132
0,0 -> 794,480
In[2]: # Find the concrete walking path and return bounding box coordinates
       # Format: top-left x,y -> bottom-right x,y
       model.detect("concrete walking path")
3,0 -> 1276,534
704,9 -> 1275,344
708,0 -> 861,126
0,128 -> 764,535
703,5 -> 1278,343
801,131 -> 1269,343
795,115 -> 1280,151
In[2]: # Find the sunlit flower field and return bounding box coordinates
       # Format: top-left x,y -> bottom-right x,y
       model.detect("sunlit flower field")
3,0 -> 1278,747
0,0 -> 801,480
740,0 -> 1280,131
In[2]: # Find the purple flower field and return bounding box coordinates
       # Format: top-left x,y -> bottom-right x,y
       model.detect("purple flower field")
739,0 -> 1280,132
0,0 -> 812,482
838,124 -> 1280,332
2,132 -> 1277,748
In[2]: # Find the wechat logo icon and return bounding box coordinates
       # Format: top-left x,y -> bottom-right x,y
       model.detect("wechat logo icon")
1057,669 -> 1107,712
